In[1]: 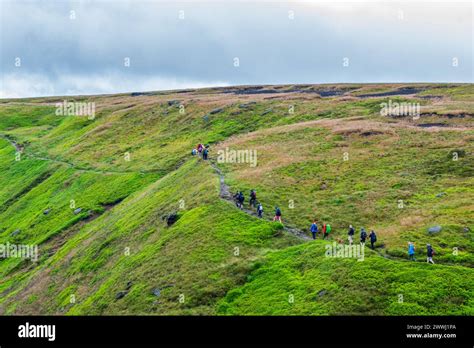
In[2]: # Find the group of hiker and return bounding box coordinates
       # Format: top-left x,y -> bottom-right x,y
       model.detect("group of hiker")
232,196 -> 437,263
408,241 -> 435,264
352,225 -> 377,250
233,189 -> 283,223
233,189 -> 265,219
310,222 -> 377,249
192,143 -> 209,160
310,221 -> 332,240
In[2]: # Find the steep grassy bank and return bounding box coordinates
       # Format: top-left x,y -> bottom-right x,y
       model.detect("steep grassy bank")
218,241 -> 474,315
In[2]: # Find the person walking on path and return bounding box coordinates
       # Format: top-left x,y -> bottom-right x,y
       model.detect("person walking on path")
310,221 -> 318,240
249,190 -> 257,208
197,143 -> 204,156
234,191 -> 244,209
348,225 -> 355,245
408,242 -> 416,261
325,224 -> 331,239
360,228 -> 367,247
427,244 -> 435,264
237,191 -> 245,210
257,203 -> 263,218
369,230 -> 377,250
273,206 -> 282,223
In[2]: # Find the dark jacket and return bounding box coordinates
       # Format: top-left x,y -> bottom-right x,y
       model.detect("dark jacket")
369,231 -> 377,242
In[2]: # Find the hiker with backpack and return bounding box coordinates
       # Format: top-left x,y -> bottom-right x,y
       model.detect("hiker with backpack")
233,192 -> 240,208
348,225 -> 355,245
324,224 -> 331,239
360,228 -> 367,247
369,230 -> 377,249
234,191 -> 243,209
408,242 -> 416,261
203,147 -> 209,160
238,191 -> 244,210
321,223 -> 327,239
426,244 -> 435,264
310,221 -> 318,240
273,206 -> 282,223
249,190 -> 257,208
257,203 -> 264,218
197,143 -> 204,156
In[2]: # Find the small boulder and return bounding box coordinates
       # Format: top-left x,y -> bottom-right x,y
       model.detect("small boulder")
167,100 -> 180,106
210,108 -> 224,115
43,208 -> 51,215
317,289 -> 327,297
115,291 -> 128,300
261,108 -> 273,116
152,288 -> 161,297
436,192 -> 446,198
428,225 -> 442,234
165,213 -> 179,227
125,281 -> 133,290
238,102 -> 256,109
10,229 -> 21,237
73,208 -> 83,215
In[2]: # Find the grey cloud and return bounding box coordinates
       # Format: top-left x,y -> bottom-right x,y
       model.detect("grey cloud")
1,0 -> 472,97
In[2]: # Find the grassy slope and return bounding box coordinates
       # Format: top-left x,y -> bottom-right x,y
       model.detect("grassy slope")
218,241 -> 474,315
216,119 -> 474,265
0,83 -> 472,315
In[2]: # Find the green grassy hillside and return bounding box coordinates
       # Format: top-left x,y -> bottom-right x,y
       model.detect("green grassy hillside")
0,83 -> 472,315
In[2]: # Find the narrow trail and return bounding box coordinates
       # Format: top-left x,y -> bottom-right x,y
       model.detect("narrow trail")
210,160 -> 311,241
208,159 -> 444,265
0,134 -> 159,176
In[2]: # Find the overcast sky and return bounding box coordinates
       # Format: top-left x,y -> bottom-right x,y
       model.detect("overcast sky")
0,0 -> 472,98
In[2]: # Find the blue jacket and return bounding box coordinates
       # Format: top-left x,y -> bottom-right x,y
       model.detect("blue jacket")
310,223 -> 318,233
408,244 -> 415,255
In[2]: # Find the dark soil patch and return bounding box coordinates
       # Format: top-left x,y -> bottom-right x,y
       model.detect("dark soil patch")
417,123 -> 448,128
357,87 -> 423,98
420,112 -> 474,119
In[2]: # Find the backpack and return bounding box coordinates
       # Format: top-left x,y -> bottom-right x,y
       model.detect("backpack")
326,224 -> 331,233
275,208 -> 281,216
361,231 -> 367,239
371,232 -> 377,242
251,191 -> 256,199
